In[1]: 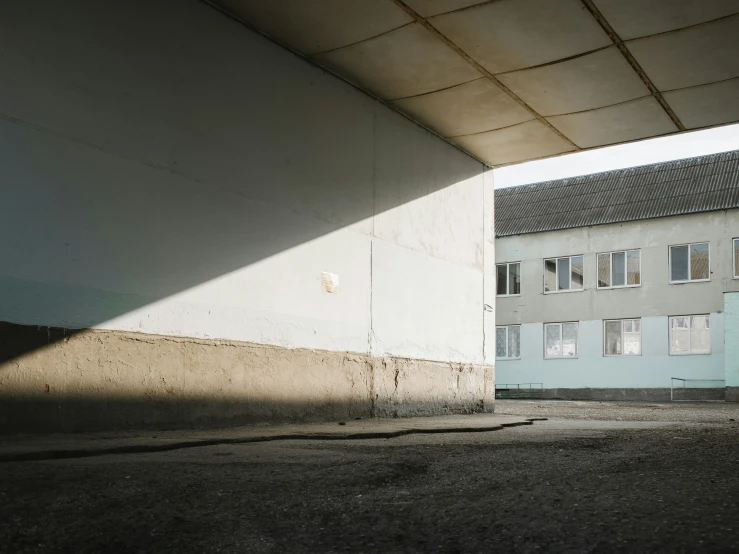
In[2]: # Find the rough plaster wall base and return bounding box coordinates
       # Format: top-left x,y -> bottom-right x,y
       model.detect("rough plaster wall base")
0,323 -> 494,434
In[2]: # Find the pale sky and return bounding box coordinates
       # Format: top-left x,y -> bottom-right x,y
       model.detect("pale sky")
494,123 -> 739,189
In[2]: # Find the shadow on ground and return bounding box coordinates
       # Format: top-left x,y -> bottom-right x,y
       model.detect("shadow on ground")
2,412 -> 739,553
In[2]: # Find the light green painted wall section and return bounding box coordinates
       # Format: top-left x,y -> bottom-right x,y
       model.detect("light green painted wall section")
497,315 -> 725,389
724,292 -> 739,387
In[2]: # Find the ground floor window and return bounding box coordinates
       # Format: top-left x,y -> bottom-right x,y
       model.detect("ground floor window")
544,322 -> 578,358
496,325 -> 521,359
604,319 -> 641,356
669,315 -> 710,355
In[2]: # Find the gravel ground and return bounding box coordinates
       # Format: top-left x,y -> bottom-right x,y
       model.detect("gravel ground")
2,404 -> 739,553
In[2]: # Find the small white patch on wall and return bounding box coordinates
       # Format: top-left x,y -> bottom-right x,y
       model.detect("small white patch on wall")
322,272 -> 340,293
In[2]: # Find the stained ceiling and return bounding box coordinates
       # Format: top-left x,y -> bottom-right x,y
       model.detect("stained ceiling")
211,0 -> 739,167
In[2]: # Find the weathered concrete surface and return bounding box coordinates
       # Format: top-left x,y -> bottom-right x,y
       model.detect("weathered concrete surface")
0,413 -> 538,462
524,387 -> 726,402
2,411 -> 738,553
218,0 -> 739,165
727,387 -> 739,402
0,323 -> 494,434
374,357 -> 492,417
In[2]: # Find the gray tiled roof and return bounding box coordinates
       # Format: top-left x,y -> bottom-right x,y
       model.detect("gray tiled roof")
495,149 -> 739,237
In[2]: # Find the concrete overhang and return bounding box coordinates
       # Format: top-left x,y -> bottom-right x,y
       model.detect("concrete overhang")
209,0 -> 739,167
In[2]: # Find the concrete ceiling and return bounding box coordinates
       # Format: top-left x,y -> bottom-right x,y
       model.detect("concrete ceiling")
213,0 -> 739,167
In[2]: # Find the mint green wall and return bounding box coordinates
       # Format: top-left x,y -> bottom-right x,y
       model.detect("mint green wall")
497,315 -> 725,389
725,293 -> 739,388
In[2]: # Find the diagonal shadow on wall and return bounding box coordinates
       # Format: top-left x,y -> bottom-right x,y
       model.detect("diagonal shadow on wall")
0,0 -> 491,433
0,0 -> 487,355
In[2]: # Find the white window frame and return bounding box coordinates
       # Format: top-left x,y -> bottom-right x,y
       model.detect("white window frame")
596,250 -> 641,289
543,322 -> 579,359
668,315 -> 711,356
496,262 -> 521,297
543,255 -> 584,294
603,319 -> 642,357
496,325 -> 521,360
669,242 -> 710,284
733,238 -> 739,279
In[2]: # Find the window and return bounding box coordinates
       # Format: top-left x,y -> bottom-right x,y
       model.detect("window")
734,238 -> 739,278
496,325 -> 521,359
604,319 -> 641,356
597,250 -> 640,288
544,322 -> 578,358
669,243 -> 709,283
496,262 -> 521,296
669,315 -> 710,355
544,256 -> 583,293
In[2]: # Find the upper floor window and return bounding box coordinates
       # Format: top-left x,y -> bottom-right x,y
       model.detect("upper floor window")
496,325 -> 520,359
669,242 -> 709,283
669,315 -> 710,355
734,238 -> 739,278
597,250 -> 640,289
544,256 -> 583,293
544,322 -> 578,358
604,319 -> 641,356
497,262 -> 521,296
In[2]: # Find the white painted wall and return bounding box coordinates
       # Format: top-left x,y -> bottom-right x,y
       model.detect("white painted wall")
0,0 -> 488,364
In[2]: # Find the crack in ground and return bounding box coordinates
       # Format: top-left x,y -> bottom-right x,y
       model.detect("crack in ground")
0,418 -> 547,463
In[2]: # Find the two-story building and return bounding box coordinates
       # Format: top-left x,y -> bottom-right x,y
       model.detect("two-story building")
495,149 -> 739,402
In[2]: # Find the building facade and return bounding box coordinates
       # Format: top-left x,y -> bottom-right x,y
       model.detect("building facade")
495,150 -> 739,401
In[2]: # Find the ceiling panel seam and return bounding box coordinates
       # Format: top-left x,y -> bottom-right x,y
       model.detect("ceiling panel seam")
450,93 -> 664,132
390,76 -> 486,101
660,75 -> 739,94
310,22 -> 415,55
621,11 -> 739,42
424,0 -> 501,18
579,0 -> 686,132
390,0 -> 581,151
491,44 -> 613,76
446,117 -> 542,139
490,129 -> 713,168
495,139 -> 709,167
542,94 -> 655,119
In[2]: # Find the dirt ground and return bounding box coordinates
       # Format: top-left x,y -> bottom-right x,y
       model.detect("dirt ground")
494,398 -> 739,423
2,401 -> 739,553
